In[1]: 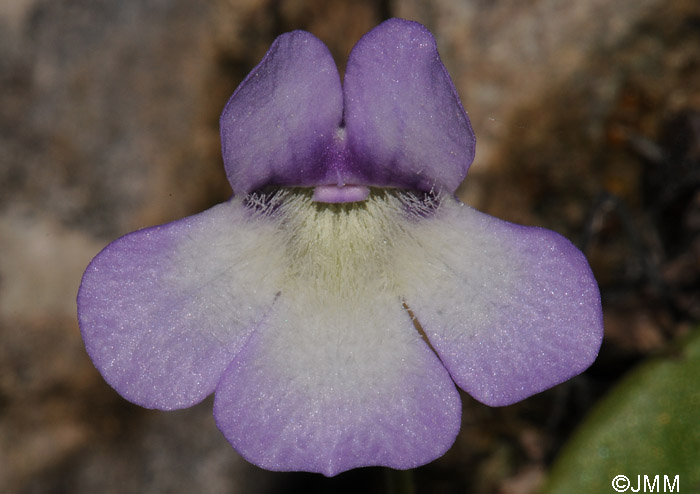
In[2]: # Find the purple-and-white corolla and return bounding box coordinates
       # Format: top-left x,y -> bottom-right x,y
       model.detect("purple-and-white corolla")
78,18 -> 603,476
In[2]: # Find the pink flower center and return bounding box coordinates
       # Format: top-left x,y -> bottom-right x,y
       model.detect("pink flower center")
312,185 -> 370,203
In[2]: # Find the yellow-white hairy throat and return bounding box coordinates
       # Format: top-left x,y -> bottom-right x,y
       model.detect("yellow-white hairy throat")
247,188 -> 439,303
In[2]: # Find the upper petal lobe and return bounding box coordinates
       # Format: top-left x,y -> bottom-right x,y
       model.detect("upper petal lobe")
221,19 -> 475,194
220,31 -> 343,195
343,19 -> 476,193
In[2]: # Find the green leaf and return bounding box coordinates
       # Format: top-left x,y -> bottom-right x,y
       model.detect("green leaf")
542,330 -> 700,493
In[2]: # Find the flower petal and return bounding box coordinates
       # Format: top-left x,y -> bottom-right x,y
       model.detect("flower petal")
220,30 -> 343,195
401,198 -> 603,406
343,18 -> 476,194
78,200 -> 284,409
213,292 -> 461,476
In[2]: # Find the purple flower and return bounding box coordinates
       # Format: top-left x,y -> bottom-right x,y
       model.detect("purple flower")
78,19 -> 603,476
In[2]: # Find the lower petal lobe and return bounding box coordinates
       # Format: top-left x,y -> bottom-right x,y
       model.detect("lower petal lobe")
402,199 -> 603,406
78,200 -> 282,410
213,289 -> 461,476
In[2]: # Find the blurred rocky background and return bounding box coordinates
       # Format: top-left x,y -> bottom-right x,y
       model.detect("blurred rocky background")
1,0 -> 698,492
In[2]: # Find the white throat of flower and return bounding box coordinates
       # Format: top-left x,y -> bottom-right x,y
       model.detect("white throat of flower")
246,188 -> 440,304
